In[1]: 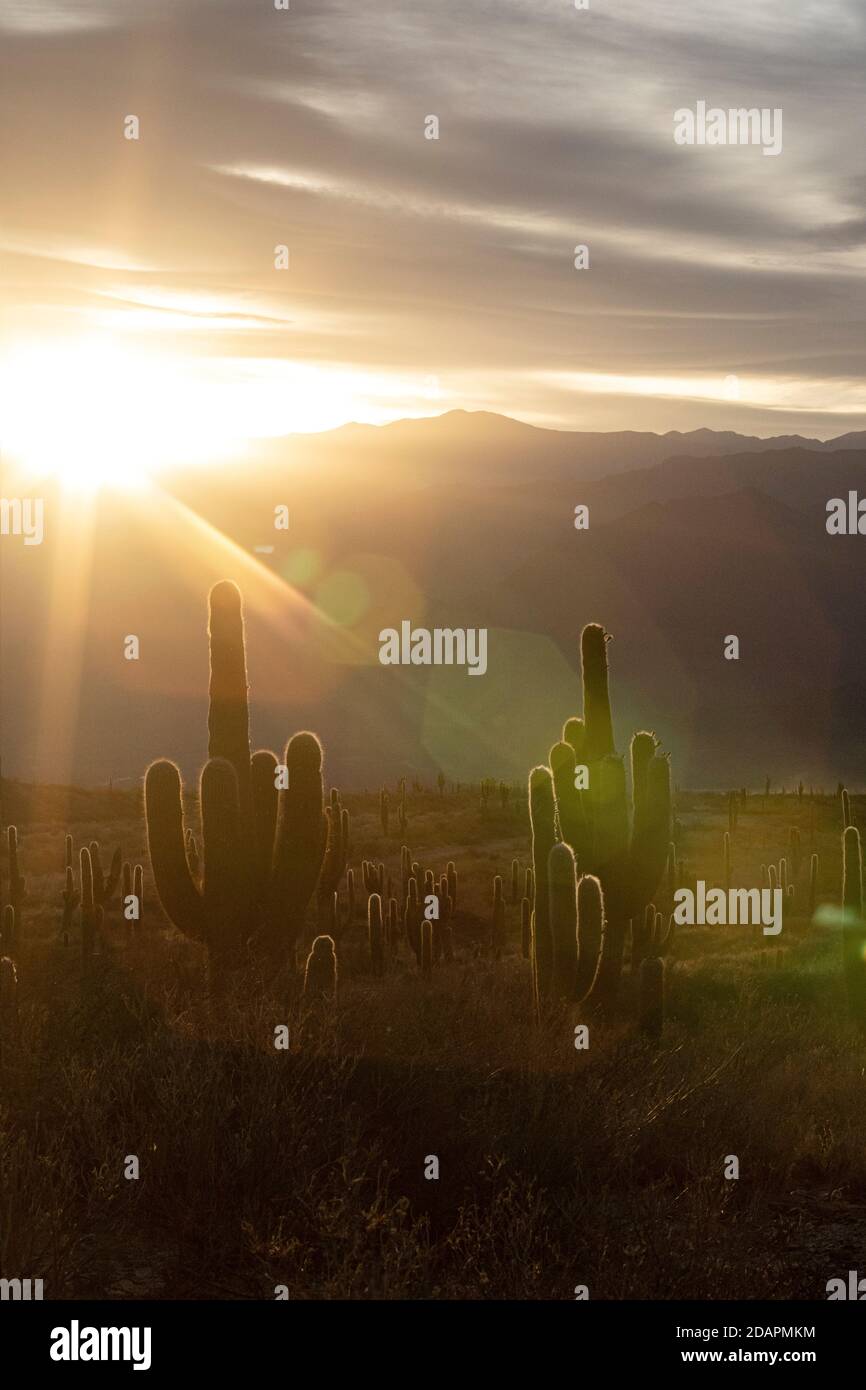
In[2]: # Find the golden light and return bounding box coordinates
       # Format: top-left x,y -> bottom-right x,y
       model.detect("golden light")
0,335 -> 234,493
0,331 -> 457,493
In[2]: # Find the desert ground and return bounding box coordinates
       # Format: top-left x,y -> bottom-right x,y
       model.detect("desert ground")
2,775 -> 864,1301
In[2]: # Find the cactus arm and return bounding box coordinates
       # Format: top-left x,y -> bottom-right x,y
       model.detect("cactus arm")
548,842 -> 578,1000
144,759 -> 206,942
627,754 -> 672,916
250,749 -> 278,905
529,765 -> 556,1011
581,624 -> 615,763
201,757 -> 248,962
575,874 -> 603,998
266,731 -> 326,952
207,581 -> 252,822
549,741 -> 589,863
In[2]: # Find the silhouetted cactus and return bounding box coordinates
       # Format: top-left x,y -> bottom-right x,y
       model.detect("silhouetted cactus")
842,826 -> 866,1027
405,878 -> 422,962
575,874 -> 604,998
632,903 -> 655,975
548,843 -> 578,1000
79,846 -> 103,969
529,766 -> 556,1011
90,841 -> 122,909
318,789 -> 349,921
7,826 -> 25,931
0,954 -> 19,1062
1,904 -> 14,954
639,954 -> 664,1040
723,832 -> 731,893
303,934 -> 337,1002
385,894 -> 397,948
510,858 -> 520,906
446,861 -> 457,909
842,787 -> 853,829
145,583 -> 327,981
380,788 -> 390,837
362,860 -> 386,895
807,853 -> 818,921
542,624 -> 671,1010
368,893 -> 385,976
666,842 -> 678,900
61,865 -> 79,941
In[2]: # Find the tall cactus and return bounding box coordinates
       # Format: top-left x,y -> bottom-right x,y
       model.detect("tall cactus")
368,893 -> 385,976
842,826 -> 866,1027
145,582 -> 326,979
539,624 -> 671,1010
7,826 -> 25,932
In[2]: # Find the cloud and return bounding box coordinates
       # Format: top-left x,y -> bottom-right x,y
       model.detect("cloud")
1,0 -> 865,434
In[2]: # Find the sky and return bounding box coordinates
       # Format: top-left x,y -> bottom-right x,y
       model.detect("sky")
2,0 -> 866,460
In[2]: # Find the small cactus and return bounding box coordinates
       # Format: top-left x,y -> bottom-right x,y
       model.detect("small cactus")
7,826 -> 25,929
379,787 -> 390,837
368,893 -> 385,976
446,861 -> 457,909
510,858 -> 520,906
61,865 -> 80,941
807,853 -> 818,921
638,954 -> 665,1040
842,787 -> 853,829
1,904 -> 15,955
842,826 -> 866,1027
0,954 -> 19,1061
303,934 -> 338,1003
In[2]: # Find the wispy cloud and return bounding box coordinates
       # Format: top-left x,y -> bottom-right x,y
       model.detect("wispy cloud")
1,0 -> 864,435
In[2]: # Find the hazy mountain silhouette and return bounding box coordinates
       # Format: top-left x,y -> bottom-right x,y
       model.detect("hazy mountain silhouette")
3,411 -> 866,788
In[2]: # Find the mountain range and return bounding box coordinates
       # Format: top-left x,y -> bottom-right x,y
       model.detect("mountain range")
3,410 -> 866,789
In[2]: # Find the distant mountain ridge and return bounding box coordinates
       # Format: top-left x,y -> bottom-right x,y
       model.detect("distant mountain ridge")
3,410 -> 866,788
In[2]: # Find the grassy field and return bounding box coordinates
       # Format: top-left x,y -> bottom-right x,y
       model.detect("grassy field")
1,781 -> 865,1300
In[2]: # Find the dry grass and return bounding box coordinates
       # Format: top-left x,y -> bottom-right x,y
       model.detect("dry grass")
1,784 -> 865,1299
